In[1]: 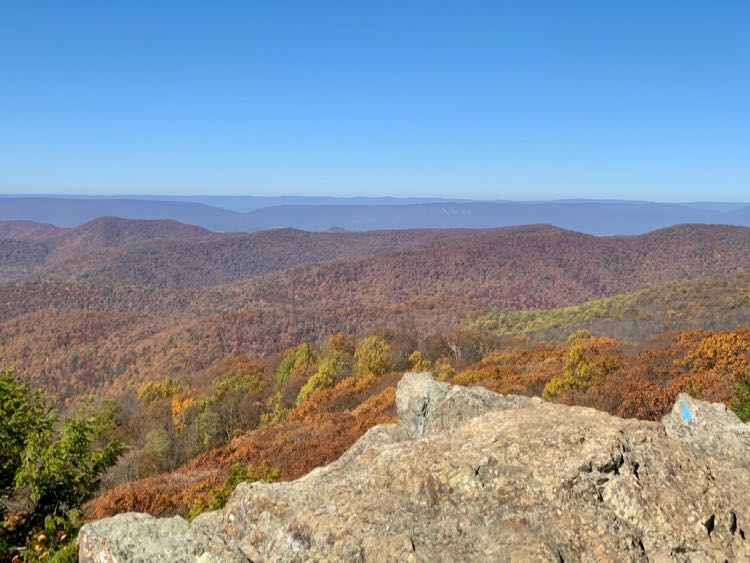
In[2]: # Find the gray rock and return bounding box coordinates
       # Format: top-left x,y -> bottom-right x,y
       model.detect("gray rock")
662,392 -> 750,463
396,371 -> 451,438
80,374 -> 750,562
77,512 -> 244,562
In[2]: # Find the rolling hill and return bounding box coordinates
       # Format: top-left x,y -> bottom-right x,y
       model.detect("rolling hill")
1,218 -> 468,287
471,272 -> 750,340
224,223 -> 750,310
5,219 -> 750,294
2,219 -> 750,404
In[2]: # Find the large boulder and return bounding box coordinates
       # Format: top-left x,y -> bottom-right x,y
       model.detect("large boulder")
79,373 -> 750,562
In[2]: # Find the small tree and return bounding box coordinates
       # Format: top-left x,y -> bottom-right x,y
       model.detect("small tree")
16,413 -> 125,517
295,334 -> 354,406
296,359 -> 335,406
543,337 -> 621,401
211,357 -> 267,436
143,428 -> 173,466
354,336 -> 391,378
259,392 -> 289,426
0,369 -> 52,494
195,405 -> 223,449
274,344 -> 315,387
0,368 -> 124,561
408,351 -> 432,372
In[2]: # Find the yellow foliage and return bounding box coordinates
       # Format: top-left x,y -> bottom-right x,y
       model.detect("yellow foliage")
408,350 -> 432,372
259,392 -> 289,426
171,395 -> 197,431
295,360 -> 336,406
453,368 -> 485,386
136,378 -> 183,403
679,332 -> 750,373
354,336 -> 391,378
677,330 -> 750,403
435,361 -> 457,382
543,337 -> 622,401
275,343 -> 315,386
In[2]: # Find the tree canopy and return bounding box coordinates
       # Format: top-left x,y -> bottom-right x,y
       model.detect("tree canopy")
0,368 -> 124,561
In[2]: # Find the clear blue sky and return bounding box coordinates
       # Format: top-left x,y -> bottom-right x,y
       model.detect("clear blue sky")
1,1 -> 748,200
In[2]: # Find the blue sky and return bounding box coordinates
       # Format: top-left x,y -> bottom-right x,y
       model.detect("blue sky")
1,1 -> 748,200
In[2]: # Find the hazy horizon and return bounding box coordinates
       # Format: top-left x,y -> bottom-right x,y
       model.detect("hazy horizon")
1,193 -> 749,205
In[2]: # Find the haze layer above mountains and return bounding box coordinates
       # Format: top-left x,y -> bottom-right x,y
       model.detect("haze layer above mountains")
2,196 -> 750,234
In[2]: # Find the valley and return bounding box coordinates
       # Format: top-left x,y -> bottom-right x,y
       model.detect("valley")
3,220 -> 750,404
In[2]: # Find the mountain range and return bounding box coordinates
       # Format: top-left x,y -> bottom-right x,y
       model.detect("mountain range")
2,217 -> 750,403
2,196 -> 750,234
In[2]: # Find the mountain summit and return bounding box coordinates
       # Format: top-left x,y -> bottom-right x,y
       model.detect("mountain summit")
79,373 -> 750,561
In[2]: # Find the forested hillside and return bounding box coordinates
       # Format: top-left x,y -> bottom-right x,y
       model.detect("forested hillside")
0,218 -> 463,287
2,220 -> 750,405
83,325 -> 750,521
3,219 -> 750,559
472,272 -> 750,340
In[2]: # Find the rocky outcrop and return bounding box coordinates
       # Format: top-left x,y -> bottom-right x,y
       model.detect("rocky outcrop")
79,373 -> 750,562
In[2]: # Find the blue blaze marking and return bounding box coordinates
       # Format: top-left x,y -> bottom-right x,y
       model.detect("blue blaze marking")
678,399 -> 694,423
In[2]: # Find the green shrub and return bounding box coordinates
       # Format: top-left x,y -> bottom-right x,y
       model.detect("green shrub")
259,391 -> 289,426
731,374 -> 750,422
0,368 -> 124,561
296,368 -> 334,406
275,344 -> 315,386
0,368 -> 52,493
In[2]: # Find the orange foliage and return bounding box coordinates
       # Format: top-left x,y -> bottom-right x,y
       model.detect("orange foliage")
85,373 -> 397,519
676,329 -> 750,402
451,342 -> 566,396
83,327 -> 750,520
5,224 -> 750,407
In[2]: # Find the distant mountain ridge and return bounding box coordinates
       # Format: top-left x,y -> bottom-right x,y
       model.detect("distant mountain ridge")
0,197 -> 250,231
0,194 -> 473,213
0,217 -> 465,287
3,219 -> 750,294
2,196 -> 750,234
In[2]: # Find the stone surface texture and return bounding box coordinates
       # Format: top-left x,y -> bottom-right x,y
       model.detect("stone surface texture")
79,373 -> 750,562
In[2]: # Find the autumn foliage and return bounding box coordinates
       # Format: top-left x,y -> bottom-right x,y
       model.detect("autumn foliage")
75,324 -> 750,521
2,219 -> 750,533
